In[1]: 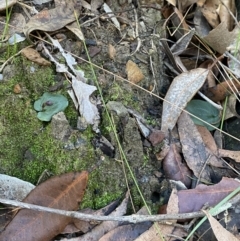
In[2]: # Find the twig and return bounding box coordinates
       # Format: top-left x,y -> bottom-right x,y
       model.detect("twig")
0,46 -> 33,72
197,91 -> 223,110
130,8 -> 141,55
0,198 -> 206,223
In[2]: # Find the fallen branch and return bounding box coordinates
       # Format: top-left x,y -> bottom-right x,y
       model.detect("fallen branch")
0,198 -> 205,223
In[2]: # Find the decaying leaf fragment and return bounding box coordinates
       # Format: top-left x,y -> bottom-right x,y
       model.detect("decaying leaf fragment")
21,47 -> 51,66
0,171 -> 88,241
161,68 -> 209,133
71,76 -> 100,127
41,38 -> 100,130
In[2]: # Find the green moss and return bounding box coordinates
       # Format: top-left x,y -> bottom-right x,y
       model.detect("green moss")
76,63 -> 95,81
107,81 -> 140,110
81,159 -> 125,209
0,49 -> 127,210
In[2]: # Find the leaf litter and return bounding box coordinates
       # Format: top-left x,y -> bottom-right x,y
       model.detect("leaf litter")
41,35 -> 100,131
2,0 -> 240,240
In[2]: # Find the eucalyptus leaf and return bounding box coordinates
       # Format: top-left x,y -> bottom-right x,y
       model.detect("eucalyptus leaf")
34,92 -> 68,121
185,100 -> 221,131
161,68 -> 209,132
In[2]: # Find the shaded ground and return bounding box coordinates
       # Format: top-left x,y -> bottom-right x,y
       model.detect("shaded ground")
0,1 -> 171,211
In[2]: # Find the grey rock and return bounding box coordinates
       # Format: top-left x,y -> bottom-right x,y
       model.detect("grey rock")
51,112 -> 71,141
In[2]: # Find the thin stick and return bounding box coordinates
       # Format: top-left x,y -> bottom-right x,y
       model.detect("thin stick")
0,198 -> 206,223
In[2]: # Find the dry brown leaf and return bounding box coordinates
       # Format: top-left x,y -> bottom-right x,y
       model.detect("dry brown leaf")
166,0 -> 176,6
108,44 -> 116,60
203,210 -> 239,241
66,22 -> 85,41
201,0 -> 220,28
197,0 -> 207,7
218,149 -> 240,162
197,125 -> 218,153
126,60 -> 144,84
217,0 -> 235,31
178,177 -> 240,213
203,21 -> 236,54
0,171 -> 88,241
23,0 -> 80,41
163,143 -> 192,188
178,0 -> 198,12
178,112 -> 212,182
0,13 -> 26,37
203,79 -> 240,102
170,7 -> 190,40
170,29 -> 195,56
147,130 -> 165,146
21,47 -> 51,66
194,6 -> 212,37
196,125 -> 226,168
91,0 -> 104,13
62,200 -> 119,234
161,68 -> 209,133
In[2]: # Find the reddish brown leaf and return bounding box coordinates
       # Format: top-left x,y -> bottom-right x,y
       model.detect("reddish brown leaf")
148,129 -> 165,146
196,125 -> 218,154
178,177 -> 240,213
204,80 -> 240,102
0,171 -> 88,241
177,112 -> 212,182
163,143 -> 192,188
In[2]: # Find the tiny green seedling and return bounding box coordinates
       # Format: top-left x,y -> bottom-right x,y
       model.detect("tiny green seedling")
34,92 -> 68,121
185,99 -> 221,131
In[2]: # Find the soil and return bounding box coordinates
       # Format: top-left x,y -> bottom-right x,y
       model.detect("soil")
0,0 -> 171,212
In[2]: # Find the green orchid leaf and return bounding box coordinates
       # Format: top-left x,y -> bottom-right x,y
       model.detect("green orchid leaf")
34,92 -> 68,121
185,99 -> 221,131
